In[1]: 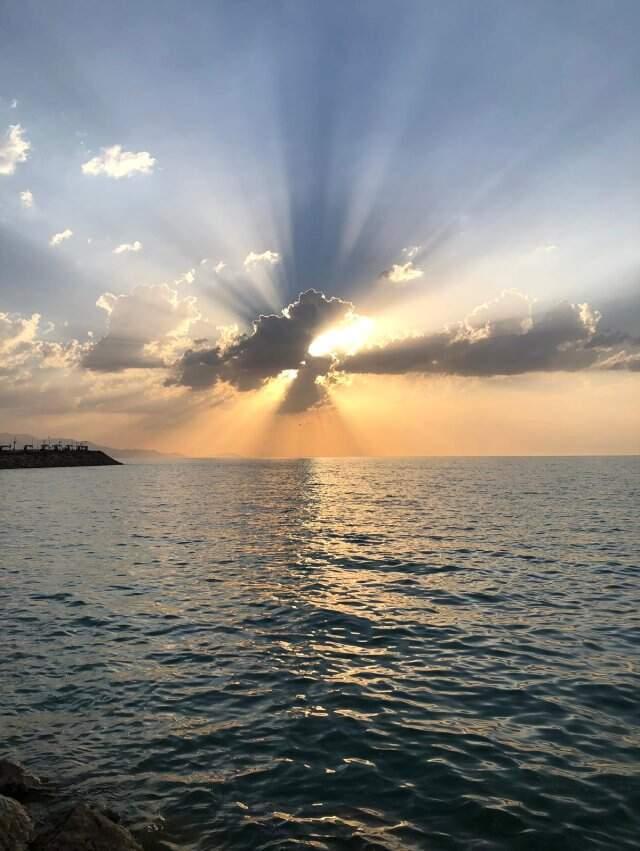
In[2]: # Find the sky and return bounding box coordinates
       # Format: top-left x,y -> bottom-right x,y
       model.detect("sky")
1,0 -> 639,456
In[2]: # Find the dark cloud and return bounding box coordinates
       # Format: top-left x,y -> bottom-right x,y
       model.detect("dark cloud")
170,289 -> 352,395
278,357 -> 333,414
342,301 -> 636,378
169,346 -> 224,389
171,290 -> 640,414
594,283 -> 640,339
83,335 -> 165,371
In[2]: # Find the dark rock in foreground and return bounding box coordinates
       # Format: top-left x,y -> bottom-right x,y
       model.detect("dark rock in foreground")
0,761 -> 42,801
0,795 -> 33,851
0,761 -> 142,851
0,450 -> 121,470
30,803 -> 142,851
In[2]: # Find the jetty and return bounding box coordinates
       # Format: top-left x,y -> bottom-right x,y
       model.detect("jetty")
0,441 -> 121,469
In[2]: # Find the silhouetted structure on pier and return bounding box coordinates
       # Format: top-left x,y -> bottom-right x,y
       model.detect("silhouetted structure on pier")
0,438 -> 121,469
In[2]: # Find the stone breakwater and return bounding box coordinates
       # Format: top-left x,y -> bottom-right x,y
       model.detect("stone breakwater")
0,760 -> 141,851
0,450 -> 121,469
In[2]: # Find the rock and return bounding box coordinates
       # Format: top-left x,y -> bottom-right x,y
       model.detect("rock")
103,807 -> 121,824
30,803 -> 142,851
0,794 -> 33,851
0,761 -> 41,800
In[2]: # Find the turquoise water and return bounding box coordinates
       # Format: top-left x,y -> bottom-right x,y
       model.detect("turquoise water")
1,458 -> 639,850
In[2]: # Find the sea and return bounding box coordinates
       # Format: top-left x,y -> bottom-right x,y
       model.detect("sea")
1,457 -> 639,850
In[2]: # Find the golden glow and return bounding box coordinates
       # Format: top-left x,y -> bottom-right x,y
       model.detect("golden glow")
308,315 -> 374,358
263,369 -> 298,397
13,371 -> 639,458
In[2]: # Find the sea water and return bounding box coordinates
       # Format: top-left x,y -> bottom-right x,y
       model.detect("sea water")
1,457 -> 639,849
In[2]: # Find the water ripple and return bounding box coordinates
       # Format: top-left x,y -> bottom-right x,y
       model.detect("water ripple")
1,457 -> 639,849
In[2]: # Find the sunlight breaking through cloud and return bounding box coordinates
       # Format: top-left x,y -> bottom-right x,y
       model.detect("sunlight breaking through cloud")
2,1 -> 640,454
308,315 -> 375,358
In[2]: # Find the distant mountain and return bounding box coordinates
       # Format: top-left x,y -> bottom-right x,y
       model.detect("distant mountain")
0,433 -> 184,462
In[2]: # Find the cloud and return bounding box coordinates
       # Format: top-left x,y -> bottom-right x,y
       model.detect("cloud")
596,351 -> 640,372
342,296 -> 637,378
170,289 -> 352,408
382,261 -> 424,284
83,283 -> 199,372
277,357 -> 335,414
244,250 -> 280,268
49,229 -> 73,247
0,124 -> 30,175
402,245 -> 421,260
0,310 -> 41,356
0,303 -> 204,429
0,295 -> 235,441
113,240 -> 142,254
3,288 -> 639,427
0,309 -> 85,398
198,259 -> 227,274
10,99 -> 18,109
19,189 -> 33,208
81,144 -> 156,178
174,268 -> 196,285
169,288 -> 640,412
461,289 -> 534,339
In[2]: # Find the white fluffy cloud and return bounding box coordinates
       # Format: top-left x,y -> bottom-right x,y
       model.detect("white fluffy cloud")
0,310 -> 41,356
49,229 -> 73,247
81,144 -> 156,178
113,240 -> 143,254
383,261 -> 424,284
244,250 -> 280,268
0,124 -> 31,175
20,189 -> 34,208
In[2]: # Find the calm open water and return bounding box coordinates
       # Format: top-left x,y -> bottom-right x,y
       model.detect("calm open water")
1,458 -> 639,850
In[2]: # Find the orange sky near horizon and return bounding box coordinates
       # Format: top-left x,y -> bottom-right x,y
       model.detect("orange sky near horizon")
7,369 -> 638,458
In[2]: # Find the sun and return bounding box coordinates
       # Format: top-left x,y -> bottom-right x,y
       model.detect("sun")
308,315 -> 374,358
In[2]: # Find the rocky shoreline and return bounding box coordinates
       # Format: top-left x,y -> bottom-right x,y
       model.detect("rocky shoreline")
0,759 -> 142,850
